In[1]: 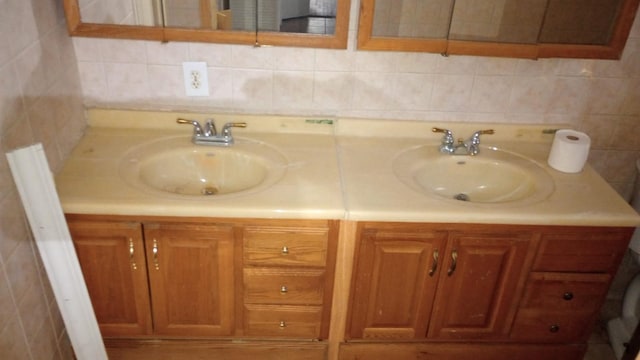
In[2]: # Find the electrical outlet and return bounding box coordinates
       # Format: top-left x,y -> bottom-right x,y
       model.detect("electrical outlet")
182,62 -> 209,96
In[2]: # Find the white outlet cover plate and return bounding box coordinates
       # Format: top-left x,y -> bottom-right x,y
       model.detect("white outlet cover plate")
182,62 -> 210,96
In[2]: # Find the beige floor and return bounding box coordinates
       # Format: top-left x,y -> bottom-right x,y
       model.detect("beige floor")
585,320 -> 617,360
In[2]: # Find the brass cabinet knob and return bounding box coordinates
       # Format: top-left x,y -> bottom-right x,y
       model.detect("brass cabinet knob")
280,285 -> 288,294
128,238 -> 137,270
447,249 -> 458,276
279,321 -> 286,329
281,246 -> 289,255
429,249 -> 439,277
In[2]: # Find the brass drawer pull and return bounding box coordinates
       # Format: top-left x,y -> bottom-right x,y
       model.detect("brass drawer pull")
281,246 -> 289,255
549,324 -> 560,333
429,249 -> 439,277
128,238 -> 137,270
563,292 -> 574,301
279,320 -> 286,329
280,285 -> 288,294
152,239 -> 160,270
447,249 -> 458,276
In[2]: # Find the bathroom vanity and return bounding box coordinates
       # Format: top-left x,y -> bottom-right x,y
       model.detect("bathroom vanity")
55,109 -> 640,359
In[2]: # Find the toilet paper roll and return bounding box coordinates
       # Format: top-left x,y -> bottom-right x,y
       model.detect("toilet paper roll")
547,129 -> 591,173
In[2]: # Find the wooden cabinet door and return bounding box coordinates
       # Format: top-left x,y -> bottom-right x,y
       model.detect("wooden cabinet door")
428,231 -> 534,340
348,226 -> 447,339
144,222 -> 235,336
69,220 -> 152,336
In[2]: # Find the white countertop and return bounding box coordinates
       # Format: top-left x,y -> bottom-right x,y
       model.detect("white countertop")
55,109 -> 640,227
56,110 -> 345,220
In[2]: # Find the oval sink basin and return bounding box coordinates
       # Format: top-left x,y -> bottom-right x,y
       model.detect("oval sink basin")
392,145 -> 554,205
120,136 -> 287,198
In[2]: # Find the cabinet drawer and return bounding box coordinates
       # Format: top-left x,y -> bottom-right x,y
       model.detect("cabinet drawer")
510,309 -> 595,343
244,304 -> 323,338
533,231 -> 629,272
244,268 -> 325,305
244,227 -> 328,267
519,272 -> 611,312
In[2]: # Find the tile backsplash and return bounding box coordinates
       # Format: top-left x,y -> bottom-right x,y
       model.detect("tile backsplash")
0,0 -> 84,359
74,0 -> 640,197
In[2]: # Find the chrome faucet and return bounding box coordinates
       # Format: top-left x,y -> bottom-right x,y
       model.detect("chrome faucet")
432,127 -> 494,156
466,129 -> 495,156
177,118 -> 247,146
432,127 -> 456,154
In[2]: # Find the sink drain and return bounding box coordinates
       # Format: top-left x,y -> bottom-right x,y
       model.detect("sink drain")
201,186 -> 219,196
453,193 -> 470,202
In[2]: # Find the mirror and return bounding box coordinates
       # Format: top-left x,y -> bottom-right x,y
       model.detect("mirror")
64,0 -> 350,48
358,0 -> 639,59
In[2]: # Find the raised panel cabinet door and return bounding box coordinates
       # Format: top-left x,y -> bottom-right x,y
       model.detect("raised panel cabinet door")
428,231 -> 534,340
348,227 -> 447,339
144,222 -> 235,337
69,220 -> 152,336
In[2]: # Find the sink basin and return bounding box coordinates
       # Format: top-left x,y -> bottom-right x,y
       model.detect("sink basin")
120,136 -> 287,198
392,145 -> 554,205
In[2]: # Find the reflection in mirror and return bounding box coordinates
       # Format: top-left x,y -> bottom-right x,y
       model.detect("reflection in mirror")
539,0 -> 625,45
164,0 -> 225,29
449,0 -> 547,44
371,0 -> 454,39
360,0 -> 638,58
79,0 -> 162,26
78,0 -> 338,34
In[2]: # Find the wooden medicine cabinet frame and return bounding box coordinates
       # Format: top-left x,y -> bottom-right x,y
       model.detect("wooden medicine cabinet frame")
357,0 -> 640,59
62,0 -> 351,49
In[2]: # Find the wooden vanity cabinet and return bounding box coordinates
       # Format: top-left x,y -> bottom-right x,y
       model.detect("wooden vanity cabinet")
69,219 -> 153,337
347,222 -> 535,341
67,215 -> 338,342
242,224 -> 338,339
428,230 -> 534,340
347,225 -> 446,339
343,222 -> 633,360
510,229 -> 631,343
143,222 -> 236,337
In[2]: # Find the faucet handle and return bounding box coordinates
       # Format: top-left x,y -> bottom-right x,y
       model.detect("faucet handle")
221,122 -> 247,137
177,118 -> 204,136
432,127 -> 454,142
432,127 -> 453,136
467,129 -> 494,156
432,127 -> 455,154
470,129 -> 495,143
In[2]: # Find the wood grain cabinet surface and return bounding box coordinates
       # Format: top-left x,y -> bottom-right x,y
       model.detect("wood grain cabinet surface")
347,222 -> 535,341
67,215 -> 338,342
343,222 -> 633,360
69,220 -> 152,337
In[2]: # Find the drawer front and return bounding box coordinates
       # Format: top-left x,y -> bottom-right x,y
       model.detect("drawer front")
244,304 -> 323,338
244,227 -> 328,267
244,268 -> 325,305
519,272 -> 611,312
533,231 -> 629,273
510,309 -> 595,343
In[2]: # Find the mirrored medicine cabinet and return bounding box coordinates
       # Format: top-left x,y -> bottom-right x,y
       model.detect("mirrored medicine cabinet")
63,0 -> 351,48
358,0 -> 640,59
